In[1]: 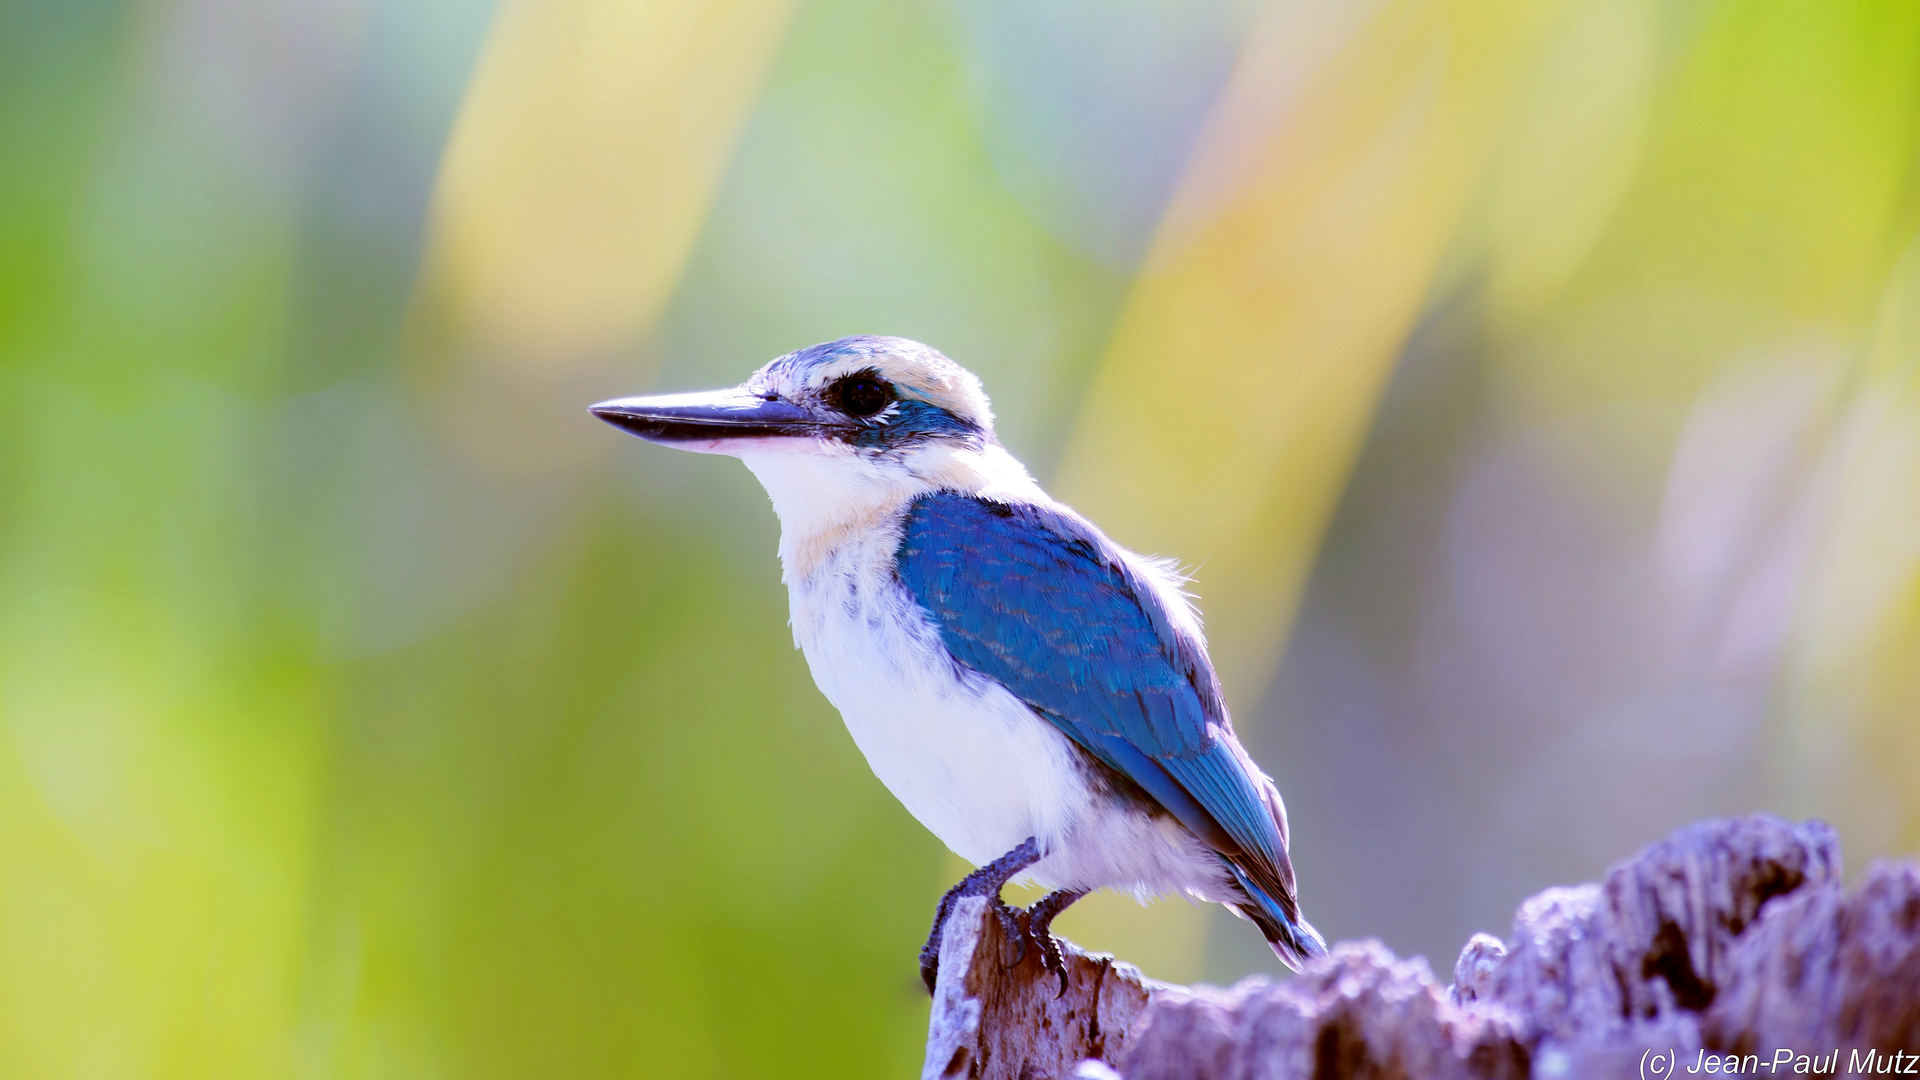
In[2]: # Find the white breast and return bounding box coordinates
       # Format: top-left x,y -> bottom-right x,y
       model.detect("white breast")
787,525 -> 1090,867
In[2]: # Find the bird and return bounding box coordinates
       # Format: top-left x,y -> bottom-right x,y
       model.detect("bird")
591,335 -> 1325,991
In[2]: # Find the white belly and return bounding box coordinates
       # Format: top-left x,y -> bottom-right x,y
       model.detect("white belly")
789,542 -> 1087,867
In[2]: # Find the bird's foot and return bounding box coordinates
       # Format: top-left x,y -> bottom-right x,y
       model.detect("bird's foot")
918,890 -> 962,991
1026,888 -> 1089,997
989,896 -> 1028,969
919,837 -> 1042,993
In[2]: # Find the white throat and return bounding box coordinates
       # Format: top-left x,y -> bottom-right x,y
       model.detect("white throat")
736,439 -> 1047,581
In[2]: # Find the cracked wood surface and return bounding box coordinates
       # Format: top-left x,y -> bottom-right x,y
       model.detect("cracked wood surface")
922,815 -> 1920,1079
923,895 -> 1161,1080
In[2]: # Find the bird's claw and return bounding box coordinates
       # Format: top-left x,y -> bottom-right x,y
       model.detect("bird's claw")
919,889 -> 962,992
1027,887 -> 1087,999
991,898 -> 1027,969
918,932 -> 945,993
990,900 -> 1070,996
1036,926 -> 1069,997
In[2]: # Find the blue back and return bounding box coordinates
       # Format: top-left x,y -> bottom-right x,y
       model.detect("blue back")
895,492 -> 1293,896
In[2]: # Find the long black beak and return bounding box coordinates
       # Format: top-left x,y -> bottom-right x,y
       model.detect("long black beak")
589,388 -> 830,446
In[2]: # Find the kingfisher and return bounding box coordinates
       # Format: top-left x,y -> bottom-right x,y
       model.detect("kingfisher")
591,336 -> 1325,989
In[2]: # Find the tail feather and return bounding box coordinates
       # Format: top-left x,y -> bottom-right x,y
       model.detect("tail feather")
1225,860 -> 1327,972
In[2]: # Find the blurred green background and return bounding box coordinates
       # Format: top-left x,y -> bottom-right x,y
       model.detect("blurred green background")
3,0 -> 1919,1075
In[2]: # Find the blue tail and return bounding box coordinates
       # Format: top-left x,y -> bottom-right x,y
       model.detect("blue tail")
1225,860 -> 1328,972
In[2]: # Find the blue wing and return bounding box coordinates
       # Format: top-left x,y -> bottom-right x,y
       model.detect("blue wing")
895,492 -> 1308,931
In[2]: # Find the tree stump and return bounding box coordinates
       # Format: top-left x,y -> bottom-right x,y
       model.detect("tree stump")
923,893 -> 1161,1080
923,815 -> 1920,1079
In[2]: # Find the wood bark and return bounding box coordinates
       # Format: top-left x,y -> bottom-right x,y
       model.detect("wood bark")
922,815 -> 1920,1080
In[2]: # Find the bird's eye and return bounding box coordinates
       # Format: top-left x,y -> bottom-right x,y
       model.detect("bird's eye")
832,376 -> 893,418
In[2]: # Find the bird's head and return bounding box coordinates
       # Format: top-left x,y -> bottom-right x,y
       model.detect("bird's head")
593,337 -> 1039,557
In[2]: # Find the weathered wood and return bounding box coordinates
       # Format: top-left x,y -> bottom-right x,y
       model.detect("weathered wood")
923,815 -> 1920,1079
923,896 -> 1161,1080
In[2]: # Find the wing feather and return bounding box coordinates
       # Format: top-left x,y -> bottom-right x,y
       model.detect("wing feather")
894,492 -> 1296,908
